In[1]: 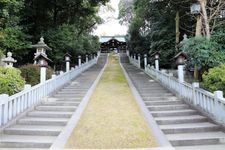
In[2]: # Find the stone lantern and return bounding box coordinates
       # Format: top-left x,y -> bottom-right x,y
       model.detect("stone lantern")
174,51 -> 188,83
190,1 -> 201,15
152,51 -> 160,71
32,37 -> 52,83
2,52 -> 17,68
34,53 -> 52,83
32,37 -> 52,64
64,53 -> 71,72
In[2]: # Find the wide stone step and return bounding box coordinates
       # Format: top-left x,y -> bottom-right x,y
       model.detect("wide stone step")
167,132 -> 225,146
155,115 -> 207,125
141,93 -> 174,97
0,134 -> 55,148
54,92 -> 85,96
4,125 -> 62,136
150,109 -> 198,117
147,104 -> 189,111
175,144 -> 225,150
63,87 -> 89,90
27,111 -> 73,118
43,101 -> 80,106
160,122 -> 220,134
56,98 -> 82,101
143,96 -> 178,101
57,91 -> 87,94
17,117 -> 68,126
53,94 -> 84,98
145,100 -> 183,105
35,105 -> 76,111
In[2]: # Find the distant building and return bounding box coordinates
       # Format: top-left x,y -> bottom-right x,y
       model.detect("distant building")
99,36 -> 127,53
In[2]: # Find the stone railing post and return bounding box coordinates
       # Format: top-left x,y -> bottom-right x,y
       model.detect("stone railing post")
214,91 -> 224,121
192,82 -> 199,105
0,94 -> 9,125
24,84 -> 31,108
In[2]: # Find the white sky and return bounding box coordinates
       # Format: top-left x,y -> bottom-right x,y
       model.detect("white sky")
93,0 -> 128,36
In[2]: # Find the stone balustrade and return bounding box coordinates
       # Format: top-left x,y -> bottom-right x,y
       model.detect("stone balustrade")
128,52 -> 225,125
0,57 -> 98,127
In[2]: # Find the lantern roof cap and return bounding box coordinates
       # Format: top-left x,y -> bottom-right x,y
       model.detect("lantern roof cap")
150,51 -> 161,57
34,53 -> 52,62
31,37 -> 52,50
64,53 -> 72,57
173,51 -> 188,60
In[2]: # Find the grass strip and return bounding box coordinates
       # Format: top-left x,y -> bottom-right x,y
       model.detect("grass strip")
65,54 -> 157,149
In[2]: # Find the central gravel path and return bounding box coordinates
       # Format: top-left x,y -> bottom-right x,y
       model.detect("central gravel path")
65,54 -> 157,149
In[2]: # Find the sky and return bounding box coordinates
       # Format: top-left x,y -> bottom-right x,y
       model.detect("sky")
93,0 -> 128,36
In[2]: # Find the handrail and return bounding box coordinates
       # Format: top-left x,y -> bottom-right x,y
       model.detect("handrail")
0,58 -> 97,126
129,57 -> 140,68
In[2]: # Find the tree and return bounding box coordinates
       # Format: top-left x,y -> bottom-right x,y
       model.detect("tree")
118,0 -> 134,25
0,0 -> 30,64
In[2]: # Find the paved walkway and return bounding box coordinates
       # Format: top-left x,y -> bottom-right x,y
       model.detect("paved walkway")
121,55 -> 225,150
65,54 -> 157,149
0,54 -> 107,148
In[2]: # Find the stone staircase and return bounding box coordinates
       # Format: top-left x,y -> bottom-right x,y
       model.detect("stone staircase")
0,54 -> 107,149
122,62 -> 225,150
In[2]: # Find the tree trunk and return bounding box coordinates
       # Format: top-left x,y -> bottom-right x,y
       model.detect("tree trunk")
175,11 -> 180,52
195,15 -> 202,36
199,0 -> 211,39
194,14 -> 202,80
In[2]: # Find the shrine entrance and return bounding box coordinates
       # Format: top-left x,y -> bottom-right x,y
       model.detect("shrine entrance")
100,36 -> 127,53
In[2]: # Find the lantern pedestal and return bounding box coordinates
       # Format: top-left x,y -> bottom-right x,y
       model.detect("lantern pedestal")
66,62 -> 70,72
40,67 -> 46,84
78,56 -> 82,67
155,59 -> 159,71
144,54 -> 147,69
178,65 -> 184,83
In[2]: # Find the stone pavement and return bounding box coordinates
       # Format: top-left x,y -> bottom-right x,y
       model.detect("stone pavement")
121,54 -> 225,150
0,54 -> 107,148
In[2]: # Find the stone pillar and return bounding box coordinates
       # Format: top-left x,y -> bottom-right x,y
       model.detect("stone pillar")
66,61 -> 70,72
78,55 -> 82,67
178,65 -> 184,83
144,54 -> 147,69
138,54 -> 141,68
214,91 -> 224,121
86,55 -> 88,63
155,59 -> 159,71
40,67 -> 46,84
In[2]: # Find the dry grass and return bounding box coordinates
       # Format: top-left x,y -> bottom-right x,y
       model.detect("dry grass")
65,54 -> 157,149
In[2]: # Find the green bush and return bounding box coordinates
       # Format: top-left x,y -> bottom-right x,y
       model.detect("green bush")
19,64 -> 54,86
0,67 -> 25,95
202,64 -> 225,94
